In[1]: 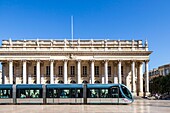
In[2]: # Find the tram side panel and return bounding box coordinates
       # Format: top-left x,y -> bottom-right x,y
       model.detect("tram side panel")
46,84 -> 84,104
46,89 -> 83,104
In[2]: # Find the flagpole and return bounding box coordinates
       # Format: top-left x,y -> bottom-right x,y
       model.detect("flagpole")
71,16 -> 74,47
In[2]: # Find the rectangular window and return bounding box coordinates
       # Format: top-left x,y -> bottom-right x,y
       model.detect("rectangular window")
34,66 -> 36,75
121,66 -> 123,75
58,66 -> 63,76
21,66 -> 23,75
95,66 -> 99,76
13,66 -> 14,76
108,66 -> 111,77
82,66 -> 87,76
46,66 -> 50,75
70,66 -> 75,76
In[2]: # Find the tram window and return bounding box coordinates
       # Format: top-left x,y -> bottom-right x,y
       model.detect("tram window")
70,89 -> 82,98
47,89 -> 53,98
100,89 -> 109,98
76,89 -> 83,98
19,90 -> 29,98
121,86 -> 132,99
0,89 -> 12,98
59,89 -> 70,98
17,89 -> 42,98
30,90 -> 40,98
53,89 -> 59,98
89,89 -> 99,98
111,87 -> 119,98
46,89 -> 59,98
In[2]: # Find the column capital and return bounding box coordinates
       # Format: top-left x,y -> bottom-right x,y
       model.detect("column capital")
104,59 -> 109,62
35,59 -> 41,62
8,59 -> 13,62
90,59 -> 95,62
118,60 -> 122,62
145,60 -> 150,63
130,60 -> 136,62
21,59 -> 27,62
77,59 -> 81,62
138,61 -> 143,65
49,59 -> 54,62
63,59 -> 68,62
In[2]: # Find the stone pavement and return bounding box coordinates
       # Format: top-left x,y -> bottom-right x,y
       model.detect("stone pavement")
0,100 -> 170,113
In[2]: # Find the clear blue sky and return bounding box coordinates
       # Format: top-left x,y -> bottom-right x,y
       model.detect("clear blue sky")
0,0 -> 170,70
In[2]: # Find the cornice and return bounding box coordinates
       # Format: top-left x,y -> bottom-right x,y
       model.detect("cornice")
0,51 -> 152,56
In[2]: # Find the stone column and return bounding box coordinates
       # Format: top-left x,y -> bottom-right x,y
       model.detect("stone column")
1,62 -> 5,84
118,60 -> 121,84
139,62 -> 143,96
50,60 -> 54,84
114,62 -> 118,83
77,60 -> 81,84
91,60 -> 94,84
104,60 -> 108,84
131,61 -> 135,93
145,60 -> 150,96
9,60 -> 13,84
64,60 -> 68,84
23,60 -> 27,84
36,60 -> 40,84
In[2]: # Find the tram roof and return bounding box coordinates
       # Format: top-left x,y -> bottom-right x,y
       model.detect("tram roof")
16,84 -> 43,89
87,84 -> 120,88
46,84 -> 83,89
0,84 -> 13,89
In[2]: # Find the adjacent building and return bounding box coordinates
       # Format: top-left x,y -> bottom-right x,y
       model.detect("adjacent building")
0,39 -> 152,96
149,64 -> 170,80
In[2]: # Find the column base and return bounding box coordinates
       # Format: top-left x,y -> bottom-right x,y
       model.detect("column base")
132,92 -> 137,97
145,92 -> 151,97
139,92 -> 144,97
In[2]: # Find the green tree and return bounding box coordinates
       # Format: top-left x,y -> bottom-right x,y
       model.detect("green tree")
150,74 -> 170,94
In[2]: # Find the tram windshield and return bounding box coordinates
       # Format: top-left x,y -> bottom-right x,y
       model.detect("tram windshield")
121,85 -> 132,99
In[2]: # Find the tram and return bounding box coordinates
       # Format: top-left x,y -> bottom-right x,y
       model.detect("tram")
0,84 -> 134,104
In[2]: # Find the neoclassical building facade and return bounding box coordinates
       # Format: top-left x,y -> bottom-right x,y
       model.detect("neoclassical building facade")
0,39 -> 152,96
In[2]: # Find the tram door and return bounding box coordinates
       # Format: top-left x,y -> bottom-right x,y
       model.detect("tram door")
110,87 -> 119,104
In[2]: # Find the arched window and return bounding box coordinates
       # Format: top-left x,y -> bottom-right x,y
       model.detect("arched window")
33,80 -> 36,84
70,80 -> 76,84
58,80 -> 64,84
94,81 -> 100,83
46,80 -> 50,84
108,81 -> 112,83
82,80 -> 88,83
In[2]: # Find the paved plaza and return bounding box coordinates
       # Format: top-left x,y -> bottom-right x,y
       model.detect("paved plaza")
0,100 -> 170,113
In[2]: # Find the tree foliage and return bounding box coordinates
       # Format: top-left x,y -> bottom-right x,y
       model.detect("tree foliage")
150,74 -> 170,94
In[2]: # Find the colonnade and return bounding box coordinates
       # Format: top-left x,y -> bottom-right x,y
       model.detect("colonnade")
2,59 -> 150,95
